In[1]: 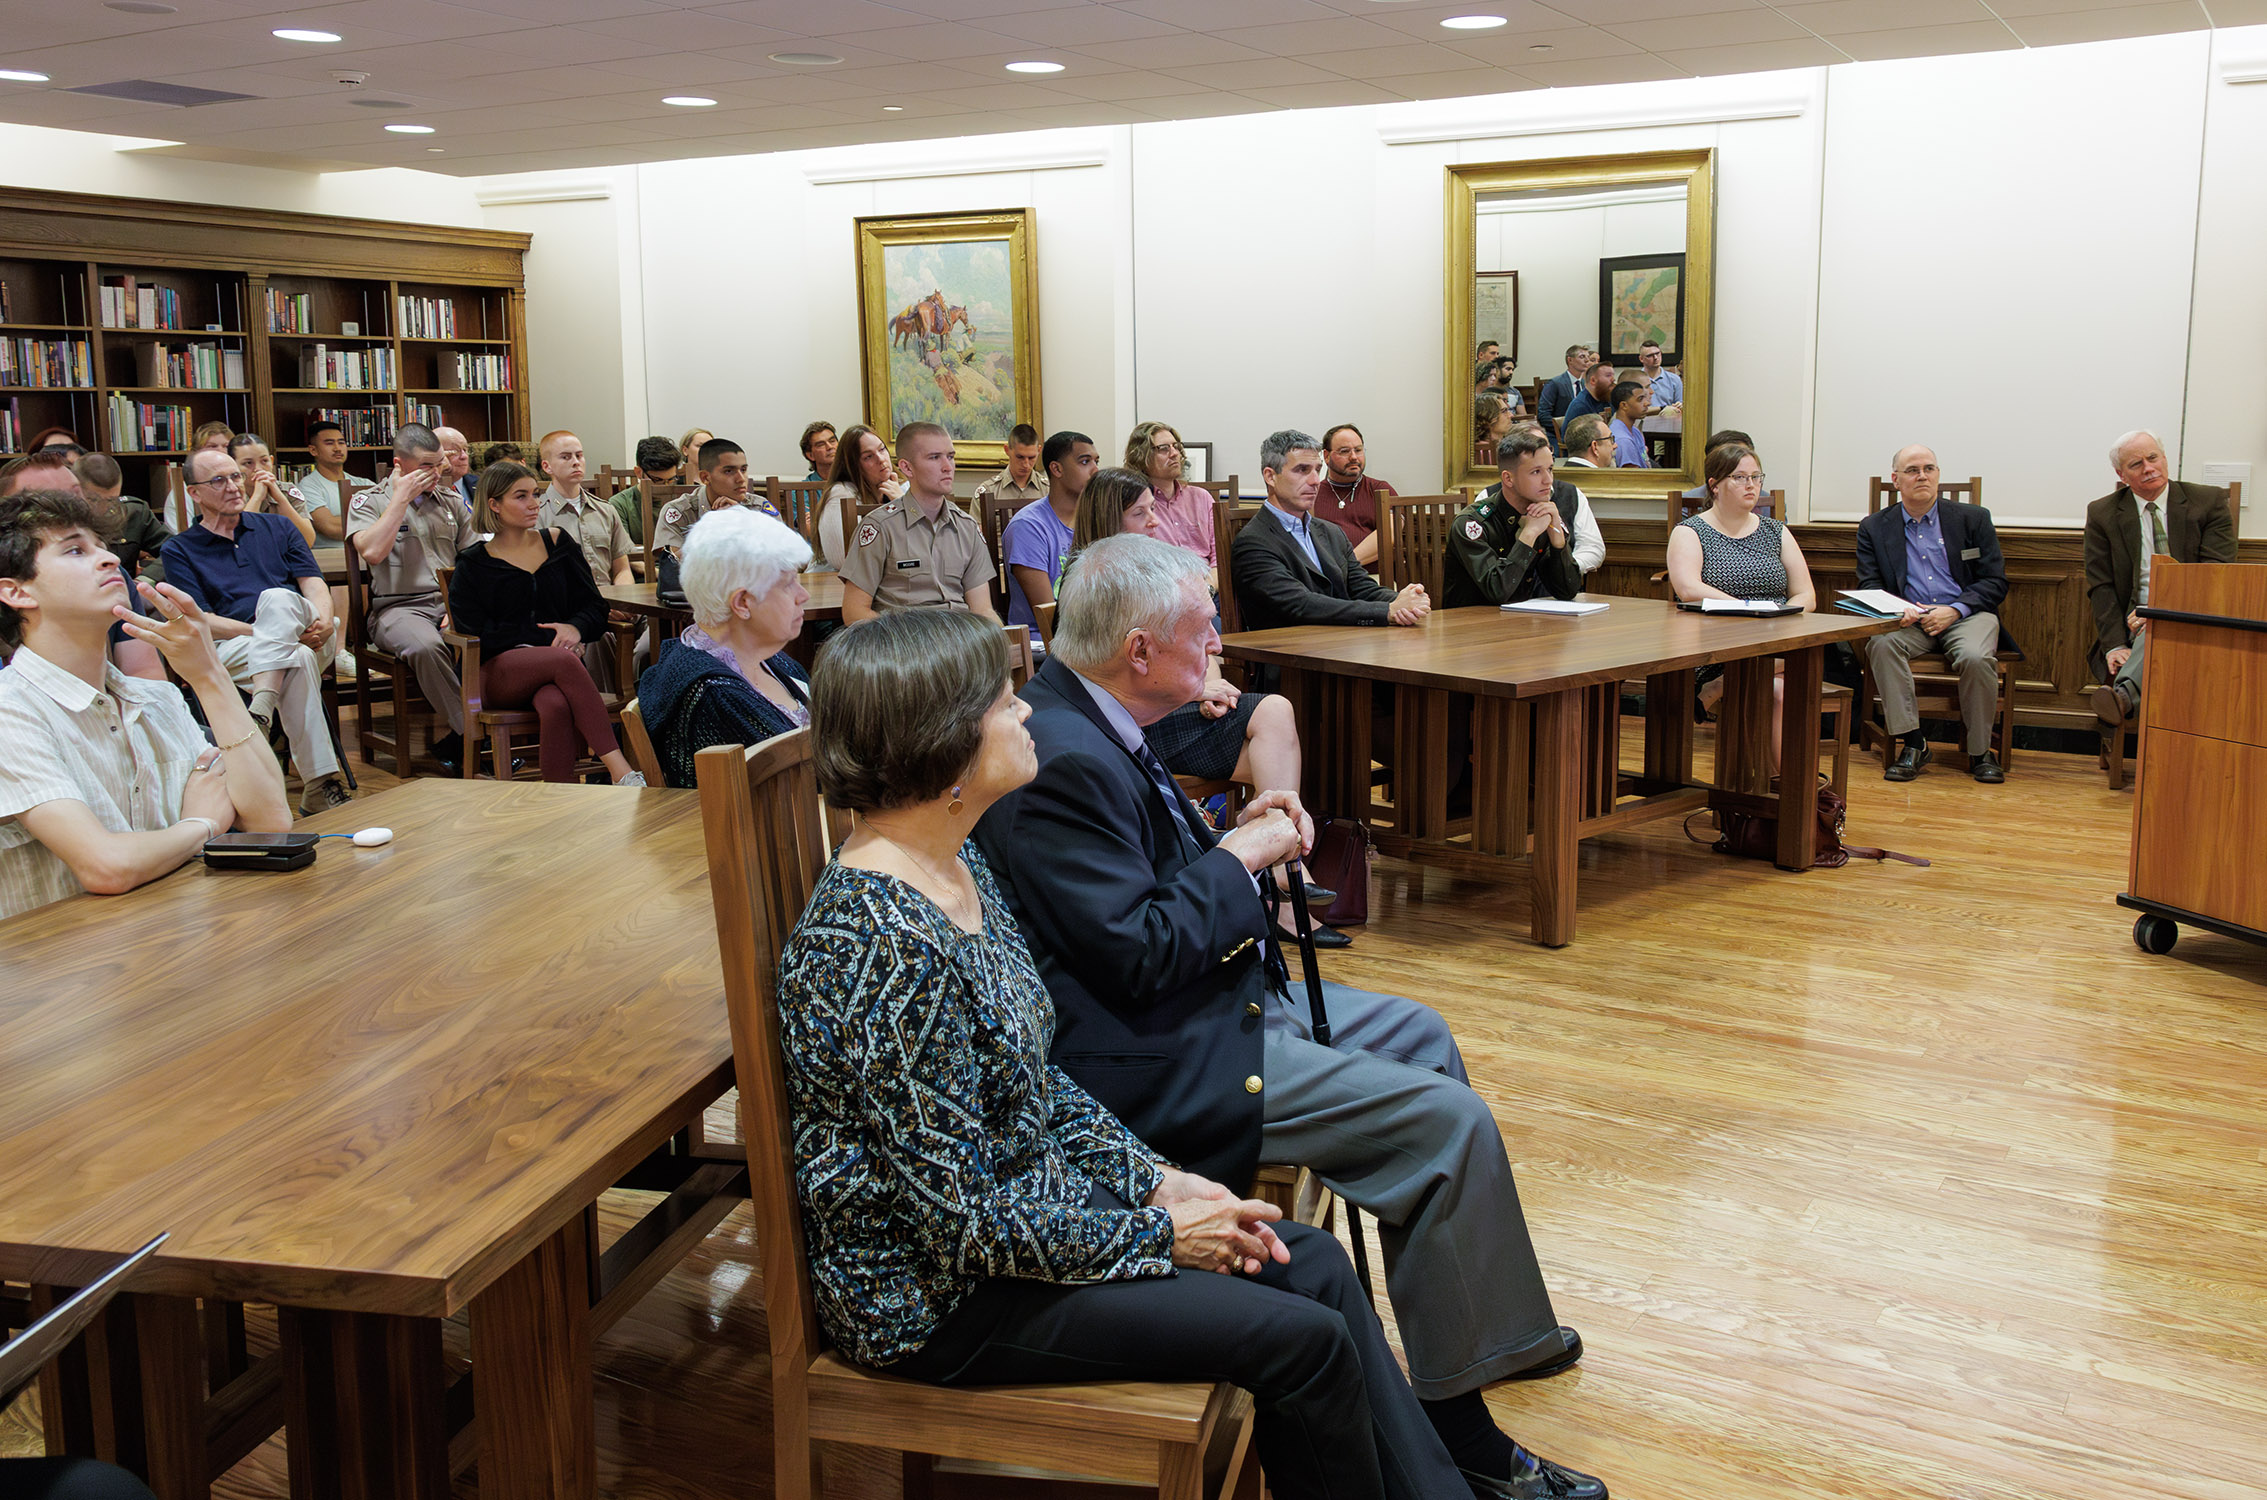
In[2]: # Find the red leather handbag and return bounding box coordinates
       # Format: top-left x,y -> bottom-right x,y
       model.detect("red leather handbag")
1306,818 -> 1373,926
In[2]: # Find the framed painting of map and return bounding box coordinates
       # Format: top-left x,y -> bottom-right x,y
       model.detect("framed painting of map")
854,208 -> 1041,470
1472,271 -> 1518,366
1598,253 -> 1684,364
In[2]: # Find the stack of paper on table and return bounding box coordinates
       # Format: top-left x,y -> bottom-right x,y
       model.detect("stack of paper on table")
1502,598 -> 1610,616
1834,588 -> 1917,619
1699,597 -> 1794,615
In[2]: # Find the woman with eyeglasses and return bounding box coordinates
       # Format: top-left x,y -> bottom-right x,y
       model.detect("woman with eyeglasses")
1666,442 -> 1814,760
1124,421 -> 1216,569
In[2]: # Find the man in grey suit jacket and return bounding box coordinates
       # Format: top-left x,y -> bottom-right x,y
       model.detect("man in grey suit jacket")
2082,428 -> 2238,725
1533,344 -> 1591,453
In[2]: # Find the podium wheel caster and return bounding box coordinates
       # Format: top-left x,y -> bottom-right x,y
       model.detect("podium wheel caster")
2133,914 -> 2177,954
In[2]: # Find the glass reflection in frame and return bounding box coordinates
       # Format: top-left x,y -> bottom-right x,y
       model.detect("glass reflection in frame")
1446,150 -> 1714,497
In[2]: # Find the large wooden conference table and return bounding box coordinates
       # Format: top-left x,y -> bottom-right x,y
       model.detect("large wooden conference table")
1223,595 -> 1894,947
0,780 -> 738,1498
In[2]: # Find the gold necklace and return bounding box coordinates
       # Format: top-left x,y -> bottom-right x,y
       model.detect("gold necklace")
864,824 -> 973,926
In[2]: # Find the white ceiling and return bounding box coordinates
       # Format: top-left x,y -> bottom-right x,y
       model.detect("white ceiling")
0,0 -> 2256,177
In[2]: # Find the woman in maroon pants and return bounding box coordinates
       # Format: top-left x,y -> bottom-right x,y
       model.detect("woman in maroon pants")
446,461 -> 644,785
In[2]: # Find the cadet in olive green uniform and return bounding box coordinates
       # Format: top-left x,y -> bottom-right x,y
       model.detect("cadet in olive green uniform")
840,422 -> 998,621
1444,428 -> 1585,609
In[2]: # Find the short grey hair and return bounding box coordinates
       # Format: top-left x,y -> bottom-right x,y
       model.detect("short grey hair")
1496,426 -> 1552,469
1260,428 -> 1319,475
680,504 -> 813,629
1052,533 -> 1210,674
1889,443 -> 1936,473
2109,428 -> 2164,468
1562,414 -> 1610,452
394,422 -> 440,461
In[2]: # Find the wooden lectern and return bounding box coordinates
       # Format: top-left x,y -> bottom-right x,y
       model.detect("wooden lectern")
2118,561 -> 2267,955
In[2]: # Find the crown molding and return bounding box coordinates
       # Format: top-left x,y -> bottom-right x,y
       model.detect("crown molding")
474,180 -> 613,206
2219,49 -> 2267,84
803,145 -> 1107,185
1379,87 -> 1811,147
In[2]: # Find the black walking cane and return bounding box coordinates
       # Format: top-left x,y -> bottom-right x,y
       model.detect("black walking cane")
1283,866 -> 1377,1302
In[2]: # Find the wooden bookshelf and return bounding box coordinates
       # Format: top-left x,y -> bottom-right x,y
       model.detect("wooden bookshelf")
0,188 -> 530,501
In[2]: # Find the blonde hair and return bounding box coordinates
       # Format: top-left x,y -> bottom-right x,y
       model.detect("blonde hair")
474,460 -> 540,532
1124,421 -> 1182,483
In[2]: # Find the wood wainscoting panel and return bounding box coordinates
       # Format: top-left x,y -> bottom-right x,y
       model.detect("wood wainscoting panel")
1591,517 -> 2267,732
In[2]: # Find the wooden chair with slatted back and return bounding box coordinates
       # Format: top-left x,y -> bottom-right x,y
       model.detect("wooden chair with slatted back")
1032,600 -> 1057,650
1193,475 -> 1240,512
1003,623 -> 1034,689
2101,479 -> 2242,789
691,732 -> 1255,1500
341,542 -> 440,777
978,489 -> 1022,618
766,476 -> 828,546
594,464 -> 638,500
620,697 -> 665,786
1374,492 -> 1467,602
642,481 -> 696,560
162,460 -> 189,533
1857,472 -> 2018,772
1213,504 -> 1266,639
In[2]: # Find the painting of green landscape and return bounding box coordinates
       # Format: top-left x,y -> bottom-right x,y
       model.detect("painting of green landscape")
881,239 -> 1017,442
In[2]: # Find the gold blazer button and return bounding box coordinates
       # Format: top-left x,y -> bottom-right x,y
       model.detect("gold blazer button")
1244,1075 -> 1263,1094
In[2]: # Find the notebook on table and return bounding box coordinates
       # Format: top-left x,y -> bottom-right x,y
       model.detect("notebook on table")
1501,598 -> 1609,616
0,1233 -> 167,1408
1678,598 -> 1801,617
1834,588 -> 1918,620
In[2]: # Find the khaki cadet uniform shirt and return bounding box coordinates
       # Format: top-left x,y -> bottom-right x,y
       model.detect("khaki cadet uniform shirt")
652,484 -> 782,556
346,476 -> 476,603
538,485 -> 633,588
971,465 -> 1045,509
840,496 -> 995,612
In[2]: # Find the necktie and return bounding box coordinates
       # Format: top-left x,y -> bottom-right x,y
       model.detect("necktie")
2145,500 -> 2168,556
1132,740 -> 1213,856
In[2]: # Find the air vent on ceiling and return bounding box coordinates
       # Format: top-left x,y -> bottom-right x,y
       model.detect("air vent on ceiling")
347,97 -> 413,109
67,79 -> 259,107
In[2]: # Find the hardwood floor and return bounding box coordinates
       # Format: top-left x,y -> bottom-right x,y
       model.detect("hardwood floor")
9,729 -> 2265,1499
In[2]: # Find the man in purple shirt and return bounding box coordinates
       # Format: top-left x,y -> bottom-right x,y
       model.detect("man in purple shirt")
1855,444 -> 2014,783
1001,430 -> 1097,634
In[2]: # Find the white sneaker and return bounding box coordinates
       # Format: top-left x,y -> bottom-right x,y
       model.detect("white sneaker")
334,647 -> 359,678
615,771 -> 648,788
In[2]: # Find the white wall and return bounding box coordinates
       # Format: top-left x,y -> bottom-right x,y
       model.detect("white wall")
0,121 -> 484,226
473,27 -> 2267,535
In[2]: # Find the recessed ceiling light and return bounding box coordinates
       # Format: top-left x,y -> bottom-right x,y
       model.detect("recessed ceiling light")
272,28 -> 342,43
0,69 -> 51,83
106,1 -> 179,12
882,104 -> 904,111
426,146 -> 443,153
1440,15 -> 1508,29
384,123 -> 434,133
1005,60 -> 1065,74
1529,43 -> 1554,51
768,51 -> 842,66
661,95 -> 716,106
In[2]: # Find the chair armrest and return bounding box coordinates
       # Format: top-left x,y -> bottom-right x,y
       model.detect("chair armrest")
444,629 -> 487,718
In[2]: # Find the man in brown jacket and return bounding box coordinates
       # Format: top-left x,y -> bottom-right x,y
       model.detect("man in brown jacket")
2082,429 -> 2237,725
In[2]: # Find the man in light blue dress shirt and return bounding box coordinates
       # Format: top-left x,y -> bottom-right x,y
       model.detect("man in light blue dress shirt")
1607,380 -> 1651,468
1638,341 -> 1682,407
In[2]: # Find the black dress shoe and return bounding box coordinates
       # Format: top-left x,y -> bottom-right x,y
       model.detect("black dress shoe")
1462,1449 -> 1608,1500
1301,881 -> 1338,904
1971,749 -> 2005,784
1883,741 -> 1931,782
1278,911 -> 1352,948
1504,1327 -> 1582,1380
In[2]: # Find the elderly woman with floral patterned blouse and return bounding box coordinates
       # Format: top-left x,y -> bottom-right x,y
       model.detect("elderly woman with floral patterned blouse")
775,609 -> 1493,1500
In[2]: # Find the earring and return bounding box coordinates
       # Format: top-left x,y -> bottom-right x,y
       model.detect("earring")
948,784 -> 964,816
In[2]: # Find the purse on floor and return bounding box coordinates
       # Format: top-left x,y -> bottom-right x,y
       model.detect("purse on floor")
1689,779 -> 1929,871
1306,817 -> 1373,926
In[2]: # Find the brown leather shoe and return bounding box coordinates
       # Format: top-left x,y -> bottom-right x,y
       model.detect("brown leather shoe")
2091,683 -> 2132,725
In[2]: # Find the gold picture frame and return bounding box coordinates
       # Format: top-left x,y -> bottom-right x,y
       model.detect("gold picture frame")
855,208 -> 1041,471
1444,149 -> 1715,498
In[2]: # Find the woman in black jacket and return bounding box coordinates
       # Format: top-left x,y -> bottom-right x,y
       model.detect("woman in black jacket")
636,504 -> 812,787
447,461 -> 642,785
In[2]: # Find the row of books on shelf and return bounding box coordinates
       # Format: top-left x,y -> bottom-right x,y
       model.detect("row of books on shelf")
1,337 -> 94,388
308,407 -> 400,447
133,340 -> 246,391
435,351 -> 512,391
406,402 -> 444,428
299,344 -> 395,391
265,289 -> 319,335
397,295 -> 465,340
100,277 -> 200,331
1,397 -> 29,452
107,395 -> 193,453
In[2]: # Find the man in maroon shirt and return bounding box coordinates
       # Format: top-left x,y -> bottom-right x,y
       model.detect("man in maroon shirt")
1313,424 -> 1397,568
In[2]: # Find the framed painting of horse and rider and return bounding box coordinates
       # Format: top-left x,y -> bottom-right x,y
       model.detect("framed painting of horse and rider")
855,208 -> 1042,471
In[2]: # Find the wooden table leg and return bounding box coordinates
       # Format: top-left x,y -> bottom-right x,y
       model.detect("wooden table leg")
1470,696 -> 1528,857
1530,688 -> 1580,947
280,1306 -> 449,1500
1775,646 -> 1824,870
1644,669 -> 1695,786
1717,659 -> 1775,796
469,1216 -> 596,1500
31,1287 -> 210,1498
132,1294 -> 211,1500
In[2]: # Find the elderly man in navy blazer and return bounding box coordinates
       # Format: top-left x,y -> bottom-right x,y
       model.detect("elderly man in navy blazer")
1533,343 -> 1591,452
1857,445 -> 2018,783
974,533 -> 1603,1500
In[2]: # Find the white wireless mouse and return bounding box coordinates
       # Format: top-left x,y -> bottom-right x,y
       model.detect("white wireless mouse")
351,827 -> 394,848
